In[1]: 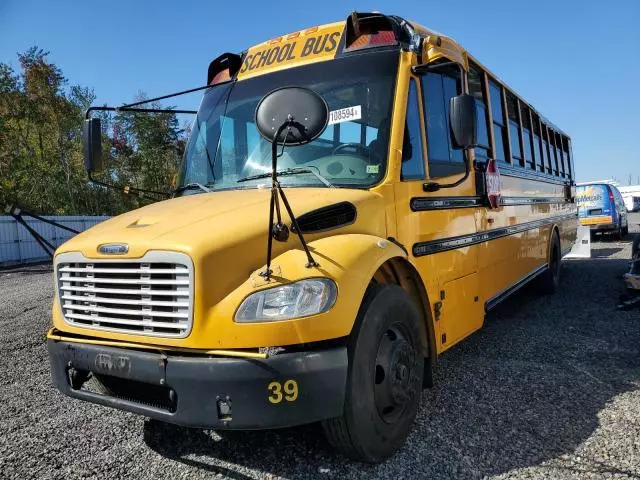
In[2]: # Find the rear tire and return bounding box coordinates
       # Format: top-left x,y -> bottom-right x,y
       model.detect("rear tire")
535,232 -> 561,294
614,219 -> 622,240
322,284 -> 424,463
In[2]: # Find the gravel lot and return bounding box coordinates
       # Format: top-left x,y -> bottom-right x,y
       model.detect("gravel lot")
2,214 -> 639,480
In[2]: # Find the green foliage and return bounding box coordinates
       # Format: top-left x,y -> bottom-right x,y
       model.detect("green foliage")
0,48 -> 187,215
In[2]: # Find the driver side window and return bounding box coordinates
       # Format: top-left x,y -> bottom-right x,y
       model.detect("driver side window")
422,71 -> 464,178
401,79 -> 426,180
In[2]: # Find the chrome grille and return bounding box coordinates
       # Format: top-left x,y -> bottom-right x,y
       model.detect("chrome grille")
55,251 -> 193,338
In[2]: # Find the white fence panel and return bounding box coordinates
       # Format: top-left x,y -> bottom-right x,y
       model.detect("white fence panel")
0,215 -> 110,266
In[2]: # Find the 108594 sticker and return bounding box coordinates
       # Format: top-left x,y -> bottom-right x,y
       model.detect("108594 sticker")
328,105 -> 361,125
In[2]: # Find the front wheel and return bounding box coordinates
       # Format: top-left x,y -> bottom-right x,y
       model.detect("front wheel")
322,284 -> 424,463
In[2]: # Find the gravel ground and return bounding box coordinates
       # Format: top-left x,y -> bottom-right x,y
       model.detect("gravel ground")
1,214 -> 639,480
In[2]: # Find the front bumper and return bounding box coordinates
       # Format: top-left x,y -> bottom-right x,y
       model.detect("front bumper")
48,339 -> 347,429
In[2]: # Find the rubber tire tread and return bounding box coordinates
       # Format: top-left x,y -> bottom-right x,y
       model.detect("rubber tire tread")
322,284 -> 423,463
322,285 -> 382,461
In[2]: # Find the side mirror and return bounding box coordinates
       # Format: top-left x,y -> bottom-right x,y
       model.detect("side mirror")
449,94 -> 477,149
255,86 -> 328,146
83,118 -> 103,173
253,86 -> 329,279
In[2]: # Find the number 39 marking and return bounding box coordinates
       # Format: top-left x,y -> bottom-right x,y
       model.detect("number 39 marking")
268,380 -> 298,404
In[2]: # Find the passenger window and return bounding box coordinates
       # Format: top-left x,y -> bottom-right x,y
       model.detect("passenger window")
422,71 -> 464,178
541,126 -> 551,174
401,80 -> 426,180
520,105 -> 534,169
548,129 -> 558,175
506,92 -> 523,166
562,136 -> 571,180
556,133 -> 565,177
489,79 -> 507,163
532,114 -> 543,172
468,64 -> 490,163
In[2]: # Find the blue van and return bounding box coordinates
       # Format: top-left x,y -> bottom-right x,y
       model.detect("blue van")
577,183 -> 629,239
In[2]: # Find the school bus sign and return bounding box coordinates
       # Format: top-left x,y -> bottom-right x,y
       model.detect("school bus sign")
238,23 -> 343,78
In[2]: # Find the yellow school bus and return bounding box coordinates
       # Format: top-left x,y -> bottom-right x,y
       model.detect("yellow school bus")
48,12 -> 577,462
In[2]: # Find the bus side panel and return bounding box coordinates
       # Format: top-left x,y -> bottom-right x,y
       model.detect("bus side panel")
478,173 -> 568,305
437,272 -> 483,350
559,216 -> 578,255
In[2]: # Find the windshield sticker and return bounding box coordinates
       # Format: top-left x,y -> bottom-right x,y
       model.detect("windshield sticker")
366,165 -> 379,174
328,106 -> 362,125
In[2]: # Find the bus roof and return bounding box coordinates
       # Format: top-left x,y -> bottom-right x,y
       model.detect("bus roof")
408,20 -> 568,137
233,12 -> 568,137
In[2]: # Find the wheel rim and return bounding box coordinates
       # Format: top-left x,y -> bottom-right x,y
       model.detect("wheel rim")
373,323 -> 419,424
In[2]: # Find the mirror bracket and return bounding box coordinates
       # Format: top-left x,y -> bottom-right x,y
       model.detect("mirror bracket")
254,87 -> 329,279
423,182 -> 441,192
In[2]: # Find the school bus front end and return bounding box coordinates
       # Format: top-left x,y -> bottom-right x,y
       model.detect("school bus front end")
48,15 -> 422,462
48,11 -> 577,463
48,186 -> 397,423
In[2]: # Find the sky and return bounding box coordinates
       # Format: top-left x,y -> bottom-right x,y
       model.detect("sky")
1,0 -> 639,184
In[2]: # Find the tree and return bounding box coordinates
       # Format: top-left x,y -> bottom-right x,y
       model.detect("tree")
0,47 -> 187,215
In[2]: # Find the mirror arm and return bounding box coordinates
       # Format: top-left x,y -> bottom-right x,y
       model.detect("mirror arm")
261,120 -> 319,279
423,148 -> 471,192
85,106 -> 197,119
84,83 -> 226,120
87,170 -> 169,201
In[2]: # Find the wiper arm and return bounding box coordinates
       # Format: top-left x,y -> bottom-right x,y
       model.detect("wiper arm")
237,167 -> 334,187
173,182 -> 212,195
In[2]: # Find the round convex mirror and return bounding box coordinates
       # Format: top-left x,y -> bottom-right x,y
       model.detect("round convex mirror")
255,86 -> 329,146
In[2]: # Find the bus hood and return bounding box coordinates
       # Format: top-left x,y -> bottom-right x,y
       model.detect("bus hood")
56,187 -> 387,264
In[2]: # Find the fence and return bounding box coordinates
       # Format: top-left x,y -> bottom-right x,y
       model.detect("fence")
0,215 -> 110,266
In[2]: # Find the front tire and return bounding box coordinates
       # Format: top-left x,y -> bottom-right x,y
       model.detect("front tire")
322,284 -> 424,463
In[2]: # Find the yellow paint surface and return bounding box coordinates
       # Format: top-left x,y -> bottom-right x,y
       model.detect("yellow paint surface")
52,19 -> 578,358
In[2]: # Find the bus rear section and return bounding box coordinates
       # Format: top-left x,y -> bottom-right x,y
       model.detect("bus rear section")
577,183 -> 626,238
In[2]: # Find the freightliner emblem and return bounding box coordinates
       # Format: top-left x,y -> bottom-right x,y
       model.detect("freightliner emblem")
94,353 -> 132,375
98,243 -> 129,255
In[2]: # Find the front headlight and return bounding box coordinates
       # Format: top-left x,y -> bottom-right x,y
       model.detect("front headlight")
235,278 -> 337,323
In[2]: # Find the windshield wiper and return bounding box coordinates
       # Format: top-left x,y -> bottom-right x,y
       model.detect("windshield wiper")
237,168 -> 334,187
173,182 -> 212,195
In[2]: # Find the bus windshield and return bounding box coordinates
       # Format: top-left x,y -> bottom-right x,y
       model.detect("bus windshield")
180,50 -> 399,193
